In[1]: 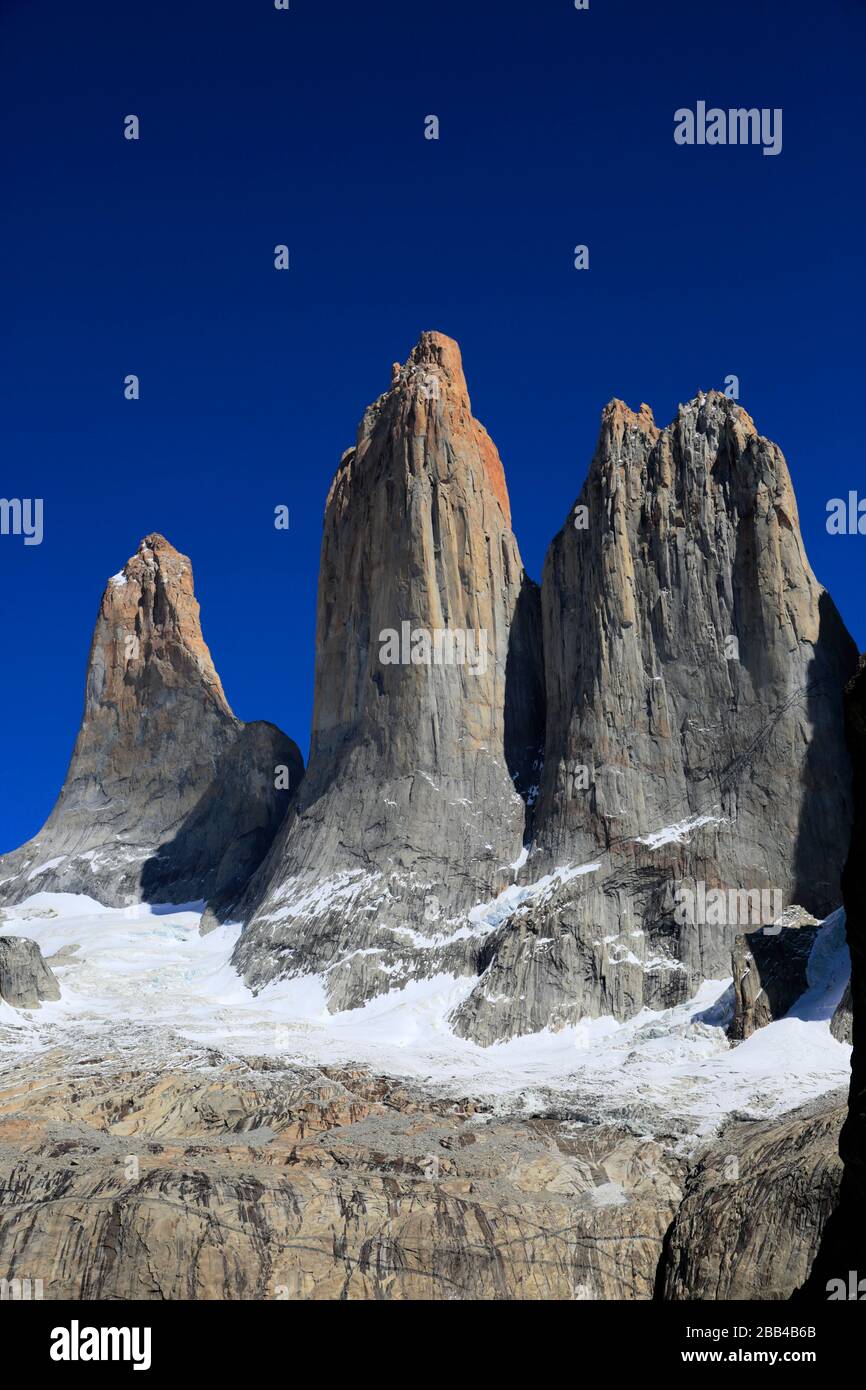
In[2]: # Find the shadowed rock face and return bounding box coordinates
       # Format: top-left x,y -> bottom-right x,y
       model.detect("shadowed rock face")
231,332 -> 544,1002
728,906 -> 821,1042
0,936 -> 60,1009
791,656 -> 866,1296
660,1092 -> 846,1300
839,656 -> 866,1199
0,534 -> 302,909
831,980 -> 853,1044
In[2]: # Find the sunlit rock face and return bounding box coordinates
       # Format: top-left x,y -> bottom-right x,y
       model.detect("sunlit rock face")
448,394 -> 857,1043
534,392 -> 856,909
0,533 -> 302,909
231,332 -> 543,1004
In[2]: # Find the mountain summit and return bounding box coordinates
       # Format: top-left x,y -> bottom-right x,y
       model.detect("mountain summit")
0,533 -> 302,907
228,331 -> 544,1002
451,389 -> 858,1042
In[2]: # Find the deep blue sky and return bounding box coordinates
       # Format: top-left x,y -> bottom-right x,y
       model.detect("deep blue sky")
2,0 -> 865,852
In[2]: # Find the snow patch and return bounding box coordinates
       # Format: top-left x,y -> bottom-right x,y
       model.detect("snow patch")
0,892 -> 850,1149
26,857 -> 66,882
635,813 -> 725,850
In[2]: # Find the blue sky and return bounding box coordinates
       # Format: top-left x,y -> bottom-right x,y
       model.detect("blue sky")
2,0 -> 865,851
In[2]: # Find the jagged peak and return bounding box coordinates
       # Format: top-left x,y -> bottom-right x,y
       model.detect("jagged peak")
137,531 -> 177,556
406,329 -> 464,374
599,391 -> 759,439
676,389 -> 758,435
600,398 -> 659,436
387,330 -> 470,406
332,333 -> 512,524
108,533 -> 190,590
575,389 -> 799,546
93,533 -> 232,722
595,392 -> 763,469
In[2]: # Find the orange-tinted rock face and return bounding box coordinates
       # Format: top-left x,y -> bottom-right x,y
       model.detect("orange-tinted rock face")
0,534 -> 303,908
231,332 -> 544,1004
68,534 -> 239,847
311,332 -> 528,773
84,533 -> 233,730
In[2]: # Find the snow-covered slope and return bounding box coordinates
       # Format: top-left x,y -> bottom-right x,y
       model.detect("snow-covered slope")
0,891 -> 851,1150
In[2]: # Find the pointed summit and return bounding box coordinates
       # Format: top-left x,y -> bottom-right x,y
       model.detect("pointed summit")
340,330 -> 511,524
230,333 -> 544,1002
85,533 -> 233,746
0,535 -> 303,907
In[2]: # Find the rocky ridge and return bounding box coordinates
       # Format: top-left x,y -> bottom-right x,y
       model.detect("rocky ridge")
1,338 -> 855,1053
660,1091 -> 847,1300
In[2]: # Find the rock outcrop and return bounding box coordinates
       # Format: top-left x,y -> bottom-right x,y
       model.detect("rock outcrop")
0,1049 -> 682,1300
230,332 -> 543,1004
454,393 -> 857,1043
840,657 -> 866,1198
1,1043 -> 848,1302
728,906 -> 821,1041
831,980 -> 853,1044
778,658 -> 866,1297
0,535 -> 302,909
534,393 -> 856,900
660,1091 -> 846,1300
0,936 -> 60,1009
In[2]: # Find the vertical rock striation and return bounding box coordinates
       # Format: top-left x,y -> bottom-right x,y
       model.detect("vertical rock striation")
231,332 -> 543,1003
535,393 -> 855,906
453,393 -> 857,1043
0,534 -> 302,908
